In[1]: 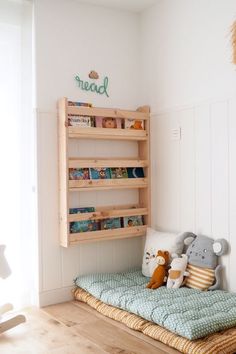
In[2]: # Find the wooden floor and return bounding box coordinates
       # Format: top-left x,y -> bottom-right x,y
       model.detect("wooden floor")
0,301 -> 181,354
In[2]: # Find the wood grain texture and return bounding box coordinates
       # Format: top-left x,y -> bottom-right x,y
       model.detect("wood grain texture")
69,225 -> 147,245
67,106 -> 149,120
68,127 -> 148,141
59,99 -> 150,247
44,301 -> 180,354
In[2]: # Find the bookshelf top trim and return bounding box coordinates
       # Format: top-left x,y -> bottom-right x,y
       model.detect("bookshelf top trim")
67,105 -> 150,120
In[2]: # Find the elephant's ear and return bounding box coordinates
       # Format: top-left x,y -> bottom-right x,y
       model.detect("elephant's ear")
213,239 -> 228,256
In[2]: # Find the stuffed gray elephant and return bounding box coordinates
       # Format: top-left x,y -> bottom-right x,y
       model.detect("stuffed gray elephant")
179,232 -> 228,290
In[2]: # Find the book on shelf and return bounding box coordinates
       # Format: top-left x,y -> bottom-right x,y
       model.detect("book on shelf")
95,117 -> 122,129
90,168 -> 111,179
70,220 -> 100,233
69,207 -> 95,214
124,118 -> 144,130
110,167 -> 128,179
68,115 -> 94,127
68,101 -> 92,107
123,215 -> 143,227
127,167 -> 144,178
69,168 -> 90,180
101,217 -> 121,230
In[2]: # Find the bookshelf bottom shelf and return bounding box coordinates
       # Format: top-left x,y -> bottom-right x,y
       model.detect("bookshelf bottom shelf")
68,225 -> 147,245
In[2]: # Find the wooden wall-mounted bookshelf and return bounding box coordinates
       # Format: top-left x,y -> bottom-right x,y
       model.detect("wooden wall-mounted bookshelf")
58,97 -> 150,247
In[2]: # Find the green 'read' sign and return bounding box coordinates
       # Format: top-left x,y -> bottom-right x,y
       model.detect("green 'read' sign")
75,75 -> 109,97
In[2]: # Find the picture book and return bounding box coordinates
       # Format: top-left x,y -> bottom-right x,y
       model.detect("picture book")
69,168 -> 90,180
124,118 -> 144,130
69,207 -> 95,214
68,101 -> 92,107
70,220 -> 99,233
123,215 -> 143,227
68,115 -> 94,127
90,168 -> 111,179
110,167 -> 128,179
95,117 -> 122,129
127,167 -> 144,178
101,217 -> 121,230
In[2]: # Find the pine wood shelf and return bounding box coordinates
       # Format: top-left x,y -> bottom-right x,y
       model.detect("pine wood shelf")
58,97 -> 151,247
68,127 -> 148,141
68,158 -> 148,168
68,207 -> 148,222
69,178 -> 148,191
69,225 -> 147,245
67,106 -> 149,120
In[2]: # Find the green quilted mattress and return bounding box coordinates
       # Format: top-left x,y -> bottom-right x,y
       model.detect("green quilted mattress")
74,269 -> 236,340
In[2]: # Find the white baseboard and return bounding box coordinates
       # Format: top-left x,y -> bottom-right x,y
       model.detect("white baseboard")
39,286 -> 73,307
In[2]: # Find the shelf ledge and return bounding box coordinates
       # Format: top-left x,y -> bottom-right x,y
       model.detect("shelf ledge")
68,225 -> 147,245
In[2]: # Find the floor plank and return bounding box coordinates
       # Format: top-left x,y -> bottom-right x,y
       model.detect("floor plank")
0,307 -> 108,354
0,302 -> 181,354
44,301 -> 181,354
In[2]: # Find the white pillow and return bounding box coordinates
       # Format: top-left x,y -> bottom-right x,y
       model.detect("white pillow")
142,228 -> 184,277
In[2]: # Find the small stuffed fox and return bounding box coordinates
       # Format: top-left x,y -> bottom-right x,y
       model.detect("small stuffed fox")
146,250 -> 169,289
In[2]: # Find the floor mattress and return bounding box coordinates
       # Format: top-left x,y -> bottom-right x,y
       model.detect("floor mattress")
73,286 -> 236,354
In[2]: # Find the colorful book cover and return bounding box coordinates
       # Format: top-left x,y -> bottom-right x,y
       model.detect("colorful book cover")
90,168 -> 111,179
111,167 -> 128,179
69,168 -> 90,180
124,118 -> 144,130
70,220 -> 99,233
101,217 -> 121,230
68,115 -> 94,127
69,207 -> 95,214
123,215 -> 143,227
68,101 -> 92,107
127,167 -> 144,178
95,117 -> 122,129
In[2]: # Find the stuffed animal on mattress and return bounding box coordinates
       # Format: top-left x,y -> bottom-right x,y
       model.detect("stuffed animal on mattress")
146,250 -> 169,289
166,254 -> 189,289
181,233 -> 228,291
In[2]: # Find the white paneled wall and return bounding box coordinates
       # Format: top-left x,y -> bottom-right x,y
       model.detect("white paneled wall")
153,98 -> 236,291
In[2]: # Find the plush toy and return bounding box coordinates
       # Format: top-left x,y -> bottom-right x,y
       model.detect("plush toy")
181,233 -> 228,290
166,254 -> 189,289
130,120 -> 143,130
146,250 -> 169,289
102,117 -> 117,128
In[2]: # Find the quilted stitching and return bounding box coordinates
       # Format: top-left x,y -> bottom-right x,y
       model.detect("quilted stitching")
74,269 -> 236,340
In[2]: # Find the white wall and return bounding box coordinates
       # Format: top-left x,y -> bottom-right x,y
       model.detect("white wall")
141,0 -> 236,291
140,0 -> 236,111
34,0 -> 143,306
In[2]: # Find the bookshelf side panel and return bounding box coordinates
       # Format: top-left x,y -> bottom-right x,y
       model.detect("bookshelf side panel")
58,98 -> 69,247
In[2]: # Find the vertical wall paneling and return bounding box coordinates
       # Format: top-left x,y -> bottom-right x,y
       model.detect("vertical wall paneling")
211,100 -> 229,289
195,104 -> 212,235
150,113 -> 158,227
78,243 -> 99,275
96,240 -> 115,273
38,111 -> 62,291
154,113 -> 180,232
211,101 -> 229,238
61,246 -> 79,287
153,99 -> 233,290
179,109 -> 195,232
112,238 -> 143,273
228,98 -> 236,292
